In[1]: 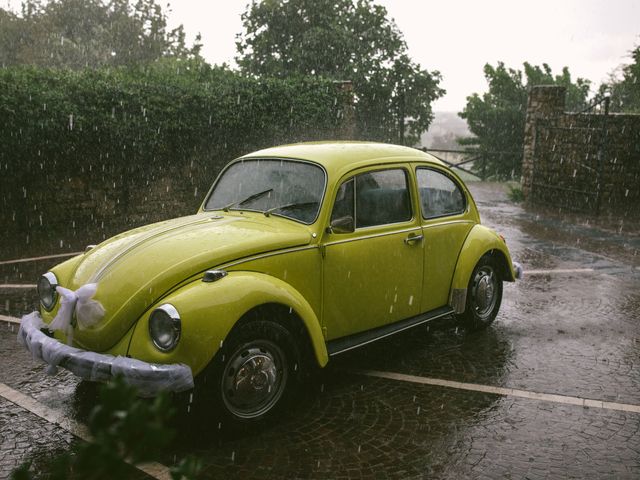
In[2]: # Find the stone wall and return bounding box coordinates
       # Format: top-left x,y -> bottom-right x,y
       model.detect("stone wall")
522,85 -> 640,216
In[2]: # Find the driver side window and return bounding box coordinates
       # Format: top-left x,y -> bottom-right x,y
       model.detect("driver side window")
330,168 -> 412,232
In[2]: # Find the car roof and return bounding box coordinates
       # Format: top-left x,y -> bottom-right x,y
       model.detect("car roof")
241,141 -> 446,178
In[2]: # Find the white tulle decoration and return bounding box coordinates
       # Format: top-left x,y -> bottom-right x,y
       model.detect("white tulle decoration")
48,286 -> 76,339
48,283 -> 105,341
73,283 -> 105,329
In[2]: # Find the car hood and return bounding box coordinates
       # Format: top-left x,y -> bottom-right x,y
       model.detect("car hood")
65,213 -> 312,351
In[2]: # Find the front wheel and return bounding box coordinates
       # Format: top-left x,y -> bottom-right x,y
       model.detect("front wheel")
458,255 -> 503,330
195,320 -> 300,429
221,337 -> 288,420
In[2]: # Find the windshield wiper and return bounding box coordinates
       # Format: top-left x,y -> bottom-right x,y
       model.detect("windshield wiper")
222,188 -> 274,212
264,201 -> 318,217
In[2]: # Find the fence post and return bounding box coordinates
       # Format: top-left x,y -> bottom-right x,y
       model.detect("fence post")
398,87 -> 405,145
595,95 -> 610,214
481,153 -> 487,180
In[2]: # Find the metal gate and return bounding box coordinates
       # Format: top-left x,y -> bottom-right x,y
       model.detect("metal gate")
420,148 -> 521,181
530,97 -> 610,213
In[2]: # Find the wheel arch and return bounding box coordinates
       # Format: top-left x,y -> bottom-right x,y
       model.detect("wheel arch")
229,302 -> 321,374
449,225 -> 515,314
127,271 -> 329,378
488,248 -> 515,283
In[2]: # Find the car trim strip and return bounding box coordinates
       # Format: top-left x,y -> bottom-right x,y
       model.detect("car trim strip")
323,226 -> 423,247
218,245 -> 320,270
422,219 -> 474,229
326,306 -> 454,356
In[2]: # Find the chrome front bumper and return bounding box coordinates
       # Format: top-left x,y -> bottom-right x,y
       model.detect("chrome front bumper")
18,312 -> 194,397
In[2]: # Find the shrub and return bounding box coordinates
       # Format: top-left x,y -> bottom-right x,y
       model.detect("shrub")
0,63 -> 350,256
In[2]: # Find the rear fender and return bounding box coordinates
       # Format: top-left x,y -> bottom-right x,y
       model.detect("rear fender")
449,225 -> 516,313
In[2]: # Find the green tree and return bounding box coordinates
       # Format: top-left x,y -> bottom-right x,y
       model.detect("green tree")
236,0 -> 444,145
459,62 -> 590,179
603,46 -> 640,113
0,0 -> 202,68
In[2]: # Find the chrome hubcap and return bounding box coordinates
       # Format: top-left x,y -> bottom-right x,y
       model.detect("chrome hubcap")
473,266 -> 497,319
221,341 -> 286,419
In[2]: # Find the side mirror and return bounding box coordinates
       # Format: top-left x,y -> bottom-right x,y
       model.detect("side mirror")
327,215 -> 354,234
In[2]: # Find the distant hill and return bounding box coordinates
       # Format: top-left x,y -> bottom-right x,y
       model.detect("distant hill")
417,112 -> 480,180
420,111 -> 473,150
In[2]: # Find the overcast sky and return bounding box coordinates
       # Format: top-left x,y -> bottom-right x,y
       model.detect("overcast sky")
2,0 -> 639,111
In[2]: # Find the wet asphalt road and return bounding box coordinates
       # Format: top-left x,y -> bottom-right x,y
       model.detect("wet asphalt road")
1,182 -> 639,479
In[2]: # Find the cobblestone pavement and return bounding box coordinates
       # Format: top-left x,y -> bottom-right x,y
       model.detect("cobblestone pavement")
1,183 -> 639,479
0,396 -> 76,479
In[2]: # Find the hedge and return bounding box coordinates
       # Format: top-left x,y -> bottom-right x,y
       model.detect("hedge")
0,64 -> 350,258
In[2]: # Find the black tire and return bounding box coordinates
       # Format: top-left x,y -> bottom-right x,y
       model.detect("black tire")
459,254 -> 503,331
194,320 -> 300,430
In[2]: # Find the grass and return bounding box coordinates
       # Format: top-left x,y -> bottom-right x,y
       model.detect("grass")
507,184 -> 524,203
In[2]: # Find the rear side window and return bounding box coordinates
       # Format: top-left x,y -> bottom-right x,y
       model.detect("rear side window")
417,168 -> 466,218
330,168 -> 412,231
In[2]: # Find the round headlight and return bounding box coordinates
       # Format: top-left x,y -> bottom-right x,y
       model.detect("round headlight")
149,304 -> 181,352
37,272 -> 58,311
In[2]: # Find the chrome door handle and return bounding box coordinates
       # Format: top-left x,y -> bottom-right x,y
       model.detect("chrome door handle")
404,233 -> 423,245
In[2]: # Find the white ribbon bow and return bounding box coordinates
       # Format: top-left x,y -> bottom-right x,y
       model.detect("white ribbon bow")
48,283 -> 105,342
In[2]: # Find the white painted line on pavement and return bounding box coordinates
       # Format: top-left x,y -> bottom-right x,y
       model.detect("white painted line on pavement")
0,382 -> 172,480
525,268 -> 595,275
1,314 -> 21,324
0,382 -> 91,440
0,284 -> 36,289
357,370 -> 640,414
0,252 -> 82,266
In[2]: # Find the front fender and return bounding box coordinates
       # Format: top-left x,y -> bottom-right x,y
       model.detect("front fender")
449,225 -> 516,313
127,271 -> 328,377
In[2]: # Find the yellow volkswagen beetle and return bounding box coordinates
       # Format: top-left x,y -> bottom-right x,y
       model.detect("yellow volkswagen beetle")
20,142 -> 521,426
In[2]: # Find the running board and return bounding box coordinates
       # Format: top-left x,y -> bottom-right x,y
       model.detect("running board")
326,306 -> 455,356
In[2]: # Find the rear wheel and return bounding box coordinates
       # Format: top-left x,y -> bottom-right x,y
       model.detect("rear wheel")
459,255 -> 503,330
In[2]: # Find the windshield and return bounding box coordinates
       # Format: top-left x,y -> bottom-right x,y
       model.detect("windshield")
205,159 -> 326,224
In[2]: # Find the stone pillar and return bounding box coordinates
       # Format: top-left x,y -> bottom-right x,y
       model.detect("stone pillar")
521,85 -> 566,198
333,80 -> 355,139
